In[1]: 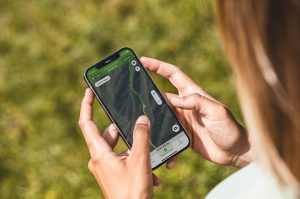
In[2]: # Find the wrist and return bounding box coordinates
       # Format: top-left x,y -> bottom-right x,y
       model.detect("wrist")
131,194 -> 152,199
130,189 -> 152,199
232,127 -> 253,168
233,148 -> 253,168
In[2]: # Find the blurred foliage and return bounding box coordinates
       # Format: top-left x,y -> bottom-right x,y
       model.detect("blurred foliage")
0,0 -> 243,198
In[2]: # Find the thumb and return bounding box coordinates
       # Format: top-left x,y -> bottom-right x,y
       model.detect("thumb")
164,92 -> 223,117
130,115 -> 151,158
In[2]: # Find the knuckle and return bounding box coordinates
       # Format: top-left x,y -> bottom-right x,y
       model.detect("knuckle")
185,93 -> 203,111
91,155 -> 102,165
88,160 -> 93,172
109,124 -> 118,134
191,93 -> 202,101
172,66 -> 182,75
78,120 -> 86,129
173,65 -> 181,71
87,141 -> 95,150
78,120 -> 82,127
91,150 -> 108,165
214,102 -> 227,115
87,143 -> 105,160
169,65 -> 181,78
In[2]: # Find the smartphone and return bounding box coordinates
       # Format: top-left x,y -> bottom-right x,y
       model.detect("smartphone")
84,47 -> 190,169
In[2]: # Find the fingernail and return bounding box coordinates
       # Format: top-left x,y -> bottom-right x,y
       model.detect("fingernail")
155,177 -> 161,185
136,115 -> 150,125
168,161 -> 176,168
140,56 -> 145,61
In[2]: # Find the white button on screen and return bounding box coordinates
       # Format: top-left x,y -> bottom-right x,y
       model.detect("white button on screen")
172,124 -> 180,132
151,90 -> 162,105
135,66 -> 141,72
95,76 -> 111,87
131,60 -> 137,65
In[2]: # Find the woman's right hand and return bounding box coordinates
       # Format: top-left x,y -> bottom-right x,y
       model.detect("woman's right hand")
141,57 -> 252,168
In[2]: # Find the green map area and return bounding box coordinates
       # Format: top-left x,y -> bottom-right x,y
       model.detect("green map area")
87,52 -> 181,151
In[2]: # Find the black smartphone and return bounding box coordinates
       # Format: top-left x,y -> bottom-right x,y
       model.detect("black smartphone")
84,47 -> 190,169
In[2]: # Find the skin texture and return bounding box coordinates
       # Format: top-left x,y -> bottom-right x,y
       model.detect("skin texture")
78,57 -> 252,198
140,57 -> 252,168
79,88 -> 159,199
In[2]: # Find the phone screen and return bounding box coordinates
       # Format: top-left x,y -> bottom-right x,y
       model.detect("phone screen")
85,48 -> 189,169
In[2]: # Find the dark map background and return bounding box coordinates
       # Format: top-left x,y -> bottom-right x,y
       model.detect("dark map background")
93,60 -> 181,150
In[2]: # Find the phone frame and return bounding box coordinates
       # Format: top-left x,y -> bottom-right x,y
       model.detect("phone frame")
84,47 -> 190,170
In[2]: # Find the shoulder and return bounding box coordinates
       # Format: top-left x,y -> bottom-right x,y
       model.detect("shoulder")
205,163 -> 297,199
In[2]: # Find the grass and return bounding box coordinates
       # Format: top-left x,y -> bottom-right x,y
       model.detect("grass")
0,0 -> 242,198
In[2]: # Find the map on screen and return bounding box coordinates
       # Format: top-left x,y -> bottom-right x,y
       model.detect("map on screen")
86,48 -> 189,168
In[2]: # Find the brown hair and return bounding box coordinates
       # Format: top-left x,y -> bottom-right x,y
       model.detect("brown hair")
215,0 -> 300,189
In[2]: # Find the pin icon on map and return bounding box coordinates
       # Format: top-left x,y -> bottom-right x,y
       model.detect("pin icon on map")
131,60 -> 137,65
172,124 -> 180,132
135,66 -> 141,72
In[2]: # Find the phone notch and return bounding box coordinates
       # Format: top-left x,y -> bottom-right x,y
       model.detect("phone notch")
95,52 -> 120,69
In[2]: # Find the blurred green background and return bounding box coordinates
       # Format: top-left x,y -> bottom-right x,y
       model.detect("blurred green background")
0,0 -> 243,198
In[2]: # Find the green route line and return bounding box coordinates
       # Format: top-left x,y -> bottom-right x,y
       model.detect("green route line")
128,63 -> 157,149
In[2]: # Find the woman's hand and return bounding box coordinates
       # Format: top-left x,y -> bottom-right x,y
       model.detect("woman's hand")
141,57 -> 252,168
79,89 -> 159,199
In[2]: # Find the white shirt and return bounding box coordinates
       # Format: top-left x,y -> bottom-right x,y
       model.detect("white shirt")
205,163 -> 298,199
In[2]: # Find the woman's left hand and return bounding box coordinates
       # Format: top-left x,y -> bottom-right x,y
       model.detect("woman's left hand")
78,88 -> 160,199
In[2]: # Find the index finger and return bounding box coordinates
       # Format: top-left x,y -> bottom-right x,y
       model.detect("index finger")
140,57 -> 205,96
79,88 -> 113,159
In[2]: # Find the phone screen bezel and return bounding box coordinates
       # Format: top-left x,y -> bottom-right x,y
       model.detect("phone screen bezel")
84,47 -> 190,170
